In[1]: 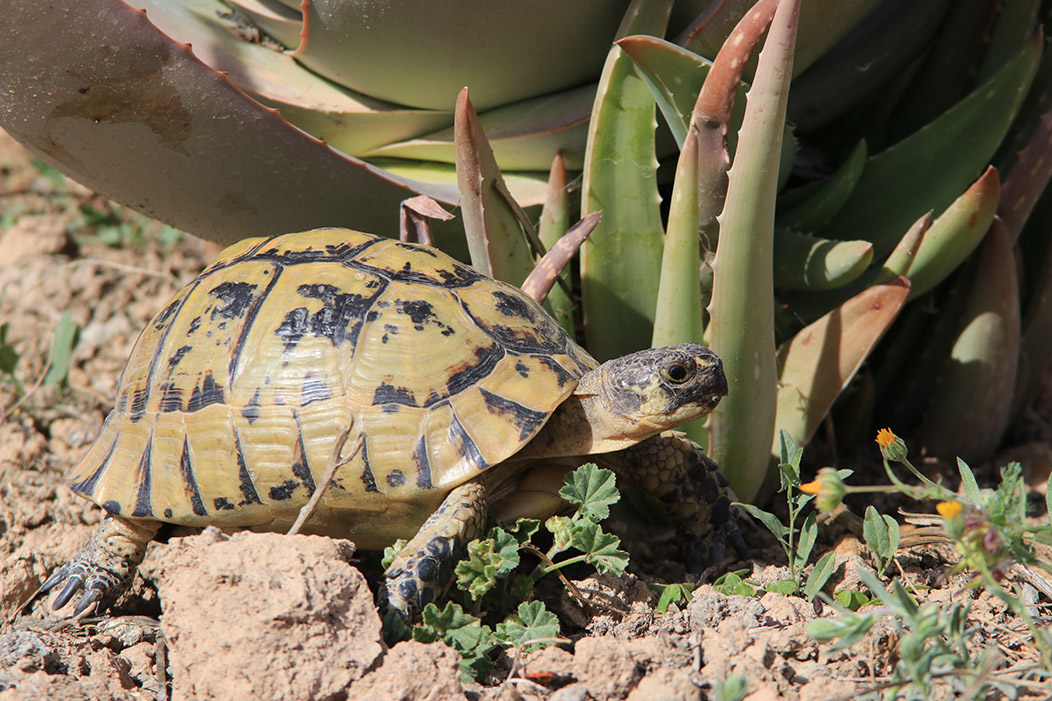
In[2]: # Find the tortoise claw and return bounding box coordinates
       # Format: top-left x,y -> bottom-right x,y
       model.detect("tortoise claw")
73,587 -> 105,616
51,571 -> 86,611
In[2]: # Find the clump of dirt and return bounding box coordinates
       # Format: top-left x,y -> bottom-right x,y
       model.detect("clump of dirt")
1,130 -> 1051,699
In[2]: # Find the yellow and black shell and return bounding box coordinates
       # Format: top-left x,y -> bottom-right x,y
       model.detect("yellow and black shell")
68,229 -> 596,547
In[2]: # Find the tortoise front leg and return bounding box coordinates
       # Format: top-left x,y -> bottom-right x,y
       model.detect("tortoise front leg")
381,481 -> 487,619
595,432 -> 747,574
41,515 -> 159,615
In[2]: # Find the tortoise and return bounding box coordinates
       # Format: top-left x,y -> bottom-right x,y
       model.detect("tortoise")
41,228 -> 742,618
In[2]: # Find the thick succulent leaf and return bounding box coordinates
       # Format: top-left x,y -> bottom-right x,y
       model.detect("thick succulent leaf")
978,0 -> 1041,83
652,130 -> 706,446
523,213 -> 599,308
819,33 -> 1041,257
920,222 -> 1021,464
776,141 -> 867,232
774,278 -> 910,454
673,0 -> 884,78
455,90 -> 539,287
888,0 -> 994,141
707,0 -> 799,502
772,231 -> 872,292
362,85 -> 594,171
135,0 -> 454,156
787,0 -> 952,131
894,167 -> 1001,300
0,0 -> 458,245
579,0 -> 674,361
536,153 -> 576,334
294,0 -> 626,111
653,128 -> 704,349
1000,109 -> 1052,243
224,0 -> 302,49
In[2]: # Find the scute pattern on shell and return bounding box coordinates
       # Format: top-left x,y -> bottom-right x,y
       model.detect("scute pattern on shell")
67,229 -> 596,546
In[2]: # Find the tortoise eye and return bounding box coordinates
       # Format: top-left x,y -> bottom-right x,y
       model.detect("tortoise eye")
661,361 -> 692,384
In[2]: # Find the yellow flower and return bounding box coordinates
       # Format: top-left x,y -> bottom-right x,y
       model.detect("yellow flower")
936,501 -> 962,518
875,428 -> 908,463
875,428 -> 896,448
802,467 -> 848,512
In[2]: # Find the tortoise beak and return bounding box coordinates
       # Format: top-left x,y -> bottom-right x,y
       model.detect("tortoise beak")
697,353 -> 728,409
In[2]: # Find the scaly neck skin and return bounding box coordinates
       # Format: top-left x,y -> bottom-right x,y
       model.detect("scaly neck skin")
517,368 -> 668,459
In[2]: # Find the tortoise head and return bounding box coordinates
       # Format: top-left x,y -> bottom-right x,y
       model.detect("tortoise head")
588,343 -> 727,430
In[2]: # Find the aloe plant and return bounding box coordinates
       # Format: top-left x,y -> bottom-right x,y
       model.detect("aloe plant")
2,0 -> 1051,502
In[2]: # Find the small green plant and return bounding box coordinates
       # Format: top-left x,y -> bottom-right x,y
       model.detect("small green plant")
809,569 -> 1018,699
862,504 -> 900,578
804,429 -> 1052,695
43,310 -> 80,389
734,430 -> 841,599
385,462 -> 629,679
711,569 -> 758,598
650,581 -> 695,612
0,322 -> 24,396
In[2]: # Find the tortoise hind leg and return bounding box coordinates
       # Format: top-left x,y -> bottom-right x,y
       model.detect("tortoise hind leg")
595,432 -> 747,574
381,481 -> 487,619
41,515 -> 159,615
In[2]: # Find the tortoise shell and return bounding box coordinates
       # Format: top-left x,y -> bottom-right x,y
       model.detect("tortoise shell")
68,229 -> 596,546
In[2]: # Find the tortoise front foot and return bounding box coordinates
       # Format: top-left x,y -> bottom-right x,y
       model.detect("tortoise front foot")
381,481 -> 487,620
41,515 -> 159,615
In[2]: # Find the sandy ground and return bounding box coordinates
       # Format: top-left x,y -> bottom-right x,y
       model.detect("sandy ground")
1,131 -> 1051,700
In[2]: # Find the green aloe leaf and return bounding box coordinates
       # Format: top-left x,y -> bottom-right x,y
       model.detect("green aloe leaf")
977,0 -> 1041,83
774,278 -> 910,455
819,33 -> 1041,257
772,230 -> 872,292
675,0 -> 884,78
535,153 -> 577,333
363,85 -> 594,172
894,167 -> 1001,300
776,140 -> 867,232
454,89 -> 538,286
707,0 -> 799,502
137,0 -> 454,156
0,0 -> 459,246
579,0 -> 673,360
293,0 -> 624,111
653,130 -> 704,348
920,221 -> 1021,464
787,0 -> 952,131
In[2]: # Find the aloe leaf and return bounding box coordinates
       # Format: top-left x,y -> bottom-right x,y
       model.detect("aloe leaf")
978,0 -> 1041,83
773,231 -> 872,292
920,221 -> 1021,464
363,85 -> 594,171
454,89 -> 538,286
0,0 -> 459,245
787,0 -> 953,131
136,0 -> 454,156
674,0 -> 884,78
535,153 -> 576,333
523,213 -> 599,308
224,0 -> 303,49
652,129 -> 707,447
1000,101 -> 1052,244
707,0 -> 799,502
653,130 -> 704,349
774,278 -> 910,455
294,0 -> 625,111
579,0 -> 673,360
895,167 -> 1001,300
819,33 -> 1041,257
776,141 -> 867,232
368,159 -> 549,210
888,0 -> 993,141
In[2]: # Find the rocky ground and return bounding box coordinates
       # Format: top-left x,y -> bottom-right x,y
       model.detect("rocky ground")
1,131 -> 1051,700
